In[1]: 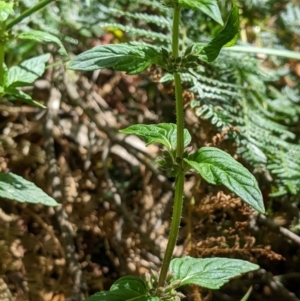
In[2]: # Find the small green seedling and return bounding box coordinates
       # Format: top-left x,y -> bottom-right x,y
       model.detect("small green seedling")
69,0 -> 265,299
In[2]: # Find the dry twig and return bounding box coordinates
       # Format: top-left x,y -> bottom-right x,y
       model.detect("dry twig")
257,214 -> 300,247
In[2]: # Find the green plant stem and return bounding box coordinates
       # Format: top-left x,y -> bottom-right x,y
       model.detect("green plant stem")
157,5 -> 185,289
174,72 -> 184,158
7,0 -> 55,30
0,22 -> 6,86
172,7 -> 180,59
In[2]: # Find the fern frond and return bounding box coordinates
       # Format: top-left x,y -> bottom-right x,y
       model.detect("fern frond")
268,147 -> 300,196
191,52 -> 300,195
136,0 -> 170,14
248,112 -> 295,140
194,104 -> 233,128
100,23 -> 169,42
281,3 -> 300,36
111,9 -> 172,29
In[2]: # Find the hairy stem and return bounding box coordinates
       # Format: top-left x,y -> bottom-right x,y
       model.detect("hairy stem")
7,0 -> 55,30
172,6 -> 180,59
157,171 -> 184,288
157,5 -> 184,288
174,72 -> 184,158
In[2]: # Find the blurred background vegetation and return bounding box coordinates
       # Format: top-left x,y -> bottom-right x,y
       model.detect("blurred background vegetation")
1,0 -> 300,300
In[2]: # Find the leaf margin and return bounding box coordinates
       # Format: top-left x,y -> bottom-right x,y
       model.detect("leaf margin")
169,256 -> 259,289
184,146 -> 265,213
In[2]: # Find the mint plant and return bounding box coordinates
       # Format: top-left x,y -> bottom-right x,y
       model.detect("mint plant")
0,0 -> 66,206
68,0 -> 265,299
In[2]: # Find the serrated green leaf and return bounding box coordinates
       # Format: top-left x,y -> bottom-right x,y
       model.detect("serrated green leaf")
6,53 -> 50,88
0,172 -> 58,206
178,0 -> 223,25
184,147 -> 264,213
68,43 -> 162,75
0,1 -> 14,22
169,256 -> 259,289
4,87 -> 45,108
199,1 -> 239,61
120,123 -> 191,151
85,276 -> 159,301
18,30 -> 67,56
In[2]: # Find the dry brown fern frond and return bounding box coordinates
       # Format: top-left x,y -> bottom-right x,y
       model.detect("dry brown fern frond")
186,190 -> 283,263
